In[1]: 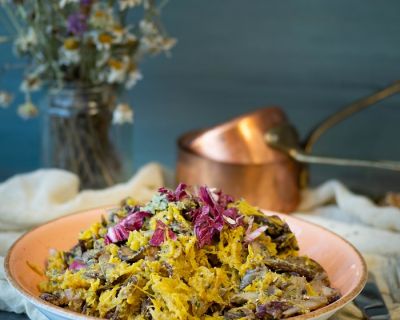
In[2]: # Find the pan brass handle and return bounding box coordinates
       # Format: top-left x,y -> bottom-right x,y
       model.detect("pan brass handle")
266,81 -> 400,187
290,150 -> 400,171
304,81 -> 400,153
266,124 -> 400,171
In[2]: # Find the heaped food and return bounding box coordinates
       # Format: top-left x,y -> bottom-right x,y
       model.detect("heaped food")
39,184 -> 340,319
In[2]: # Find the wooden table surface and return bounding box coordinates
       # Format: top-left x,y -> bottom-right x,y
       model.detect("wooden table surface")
2,0 -> 400,318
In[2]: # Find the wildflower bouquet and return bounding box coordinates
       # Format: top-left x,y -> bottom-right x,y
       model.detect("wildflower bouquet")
1,0 -> 175,118
0,0 -> 175,189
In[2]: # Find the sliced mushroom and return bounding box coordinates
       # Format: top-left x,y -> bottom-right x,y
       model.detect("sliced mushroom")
263,256 -> 326,281
240,267 -> 266,290
40,293 -> 67,306
118,245 -> 158,263
224,306 -> 255,319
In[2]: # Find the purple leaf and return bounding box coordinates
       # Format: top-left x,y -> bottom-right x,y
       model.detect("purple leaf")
222,207 -> 243,228
105,211 -> 150,244
158,183 -> 188,202
244,225 -> 268,243
69,259 -> 86,271
149,220 -> 177,246
193,212 -> 224,247
198,186 -> 217,208
192,186 -> 242,247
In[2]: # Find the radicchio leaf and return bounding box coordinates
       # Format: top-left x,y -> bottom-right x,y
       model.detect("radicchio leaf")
105,210 -> 150,244
149,220 -> 177,246
192,186 -> 242,248
158,183 -> 188,202
193,206 -> 224,248
244,225 -> 268,243
222,207 -> 243,228
69,259 -> 86,271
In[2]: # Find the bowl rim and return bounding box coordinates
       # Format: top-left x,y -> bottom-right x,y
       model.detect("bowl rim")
4,206 -> 367,320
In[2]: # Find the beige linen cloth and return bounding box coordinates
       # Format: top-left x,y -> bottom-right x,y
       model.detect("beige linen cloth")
0,164 -> 399,319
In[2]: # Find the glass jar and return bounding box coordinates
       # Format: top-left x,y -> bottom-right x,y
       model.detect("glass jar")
42,84 -> 134,189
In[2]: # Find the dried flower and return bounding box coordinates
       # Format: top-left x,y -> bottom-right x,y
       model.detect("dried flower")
112,103 -> 134,125
120,0 -> 142,10
107,57 -> 128,83
89,7 -> 114,29
59,38 -> 80,65
67,12 -> 88,36
20,74 -> 42,92
125,67 -> 142,89
0,91 -> 13,108
1,0 -> 175,118
95,32 -> 113,51
14,27 -> 37,54
17,101 -> 38,119
139,20 -> 158,35
59,0 -> 79,8
140,33 -> 177,55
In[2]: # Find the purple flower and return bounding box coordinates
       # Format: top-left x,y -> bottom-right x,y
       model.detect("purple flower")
80,0 -> 92,5
67,13 -> 87,36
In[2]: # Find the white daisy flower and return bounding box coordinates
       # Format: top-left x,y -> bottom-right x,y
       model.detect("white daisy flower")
140,35 -> 177,54
111,25 -> 126,44
125,69 -> 143,89
139,20 -> 158,35
90,7 -> 115,29
112,103 -> 134,125
95,32 -> 114,51
59,0 -> 79,8
59,38 -> 80,65
120,0 -> 142,10
96,51 -> 111,68
14,27 -> 37,54
0,91 -> 13,108
17,101 -> 38,119
107,57 -> 129,84
20,74 -> 42,92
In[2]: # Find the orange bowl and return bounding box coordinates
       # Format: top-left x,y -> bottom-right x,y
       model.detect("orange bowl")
5,207 -> 367,320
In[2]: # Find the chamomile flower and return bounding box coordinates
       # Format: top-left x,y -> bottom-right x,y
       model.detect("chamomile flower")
107,57 -> 128,84
14,27 -> 37,54
20,74 -> 42,92
0,91 -> 13,108
139,20 -> 158,35
111,25 -> 126,44
125,66 -> 142,89
95,32 -> 113,51
59,37 -> 80,65
141,35 -> 177,54
112,103 -> 134,124
17,101 -> 38,119
90,7 -> 114,29
119,0 -> 142,10
59,0 -> 79,8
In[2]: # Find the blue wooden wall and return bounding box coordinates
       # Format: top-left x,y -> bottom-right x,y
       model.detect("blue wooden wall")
1,0 -> 400,195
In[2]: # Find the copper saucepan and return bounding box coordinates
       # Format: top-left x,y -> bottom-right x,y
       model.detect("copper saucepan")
176,82 -> 400,212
